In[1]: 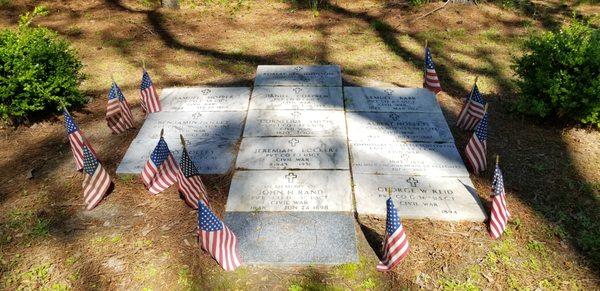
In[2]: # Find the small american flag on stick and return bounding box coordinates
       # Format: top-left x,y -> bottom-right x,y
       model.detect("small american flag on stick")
82,145 -> 112,210
106,80 -> 134,134
489,158 -> 510,239
141,133 -> 179,194
64,110 -> 97,171
177,135 -> 209,209
377,197 -> 410,272
198,201 -> 242,271
140,69 -> 161,114
423,44 -> 442,94
465,108 -> 489,174
457,81 -> 486,131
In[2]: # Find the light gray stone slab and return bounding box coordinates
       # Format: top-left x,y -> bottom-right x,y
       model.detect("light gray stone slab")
137,111 -> 245,141
159,87 -> 250,111
346,112 -> 454,143
116,138 -> 238,175
344,87 -> 442,112
349,142 -> 470,176
236,137 -> 349,170
249,87 -> 343,110
224,212 -> 358,265
254,65 -> 342,87
226,170 -> 352,212
354,174 -> 486,221
243,110 -> 346,137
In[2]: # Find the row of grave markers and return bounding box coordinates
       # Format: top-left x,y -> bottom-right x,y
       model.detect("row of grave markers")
116,65 -> 487,265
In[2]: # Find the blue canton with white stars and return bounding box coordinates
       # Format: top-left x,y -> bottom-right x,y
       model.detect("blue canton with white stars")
109,83 -> 126,101
198,202 -> 223,231
180,150 -> 200,178
82,146 -> 98,175
425,47 -> 436,70
385,198 -> 401,235
63,110 -> 79,134
470,84 -> 486,104
475,113 -> 489,141
141,71 -> 153,90
150,137 -> 171,167
492,164 -> 505,197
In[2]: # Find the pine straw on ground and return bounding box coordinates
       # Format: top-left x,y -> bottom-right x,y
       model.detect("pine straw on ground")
1,0 -> 599,290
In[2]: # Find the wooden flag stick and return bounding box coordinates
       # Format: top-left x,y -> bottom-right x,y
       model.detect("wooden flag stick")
180,134 -> 187,152
483,103 -> 489,114
425,39 -> 428,49
111,73 -> 115,83
387,186 -> 392,198
467,76 -> 479,103
160,128 -> 164,138
142,60 -> 146,71
496,155 -> 500,165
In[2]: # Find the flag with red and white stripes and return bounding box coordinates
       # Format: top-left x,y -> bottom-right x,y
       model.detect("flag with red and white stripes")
465,113 -> 488,174
423,46 -> 442,94
456,84 -> 486,131
177,148 -> 209,209
489,163 -> 510,239
140,70 -> 161,114
64,110 -> 97,171
377,198 -> 410,272
106,82 -> 134,134
141,137 -> 179,194
198,201 -> 242,271
82,145 -> 112,210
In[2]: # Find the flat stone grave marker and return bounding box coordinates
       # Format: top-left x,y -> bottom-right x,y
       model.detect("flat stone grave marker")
236,137 -> 349,170
346,112 -> 454,143
249,87 -> 343,110
224,212 -> 358,265
226,170 -> 352,212
243,110 -> 346,137
136,111 -> 246,141
254,65 -> 342,87
159,87 -> 250,111
116,138 -> 238,175
344,87 -> 442,112
353,174 -> 486,221
350,142 -> 470,176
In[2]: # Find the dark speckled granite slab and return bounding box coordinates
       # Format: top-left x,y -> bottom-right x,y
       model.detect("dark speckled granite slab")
224,212 -> 359,265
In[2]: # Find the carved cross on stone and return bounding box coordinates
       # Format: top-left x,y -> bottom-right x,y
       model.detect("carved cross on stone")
389,113 -> 400,121
289,138 -> 299,147
406,177 -> 419,187
293,88 -> 302,94
294,66 -> 303,72
291,111 -> 301,118
201,89 -> 211,95
285,173 -> 298,183
384,89 -> 393,95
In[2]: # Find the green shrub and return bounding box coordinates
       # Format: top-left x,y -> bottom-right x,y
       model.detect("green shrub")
513,21 -> 600,128
0,6 -> 85,124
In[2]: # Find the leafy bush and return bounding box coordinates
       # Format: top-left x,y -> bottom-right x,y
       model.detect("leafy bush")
513,21 -> 600,128
0,6 -> 85,124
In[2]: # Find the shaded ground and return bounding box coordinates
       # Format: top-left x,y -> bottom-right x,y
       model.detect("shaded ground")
1,0 -> 599,289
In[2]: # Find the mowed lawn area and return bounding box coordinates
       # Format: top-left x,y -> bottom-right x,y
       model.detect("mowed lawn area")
0,0 -> 599,289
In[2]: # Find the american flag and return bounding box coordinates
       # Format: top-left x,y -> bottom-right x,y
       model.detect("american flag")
377,198 -> 410,272
198,201 -> 242,271
456,84 -> 486,131
64,110 -> 96,171
177,147 -> 209,209
106,82 -> 134,134
140,70 -> 161,113
423,46 -> 442,94
141,137 -> 179,194
82,145 -> 112,210
465,113 -> 488,174
489,163 -> 510,239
